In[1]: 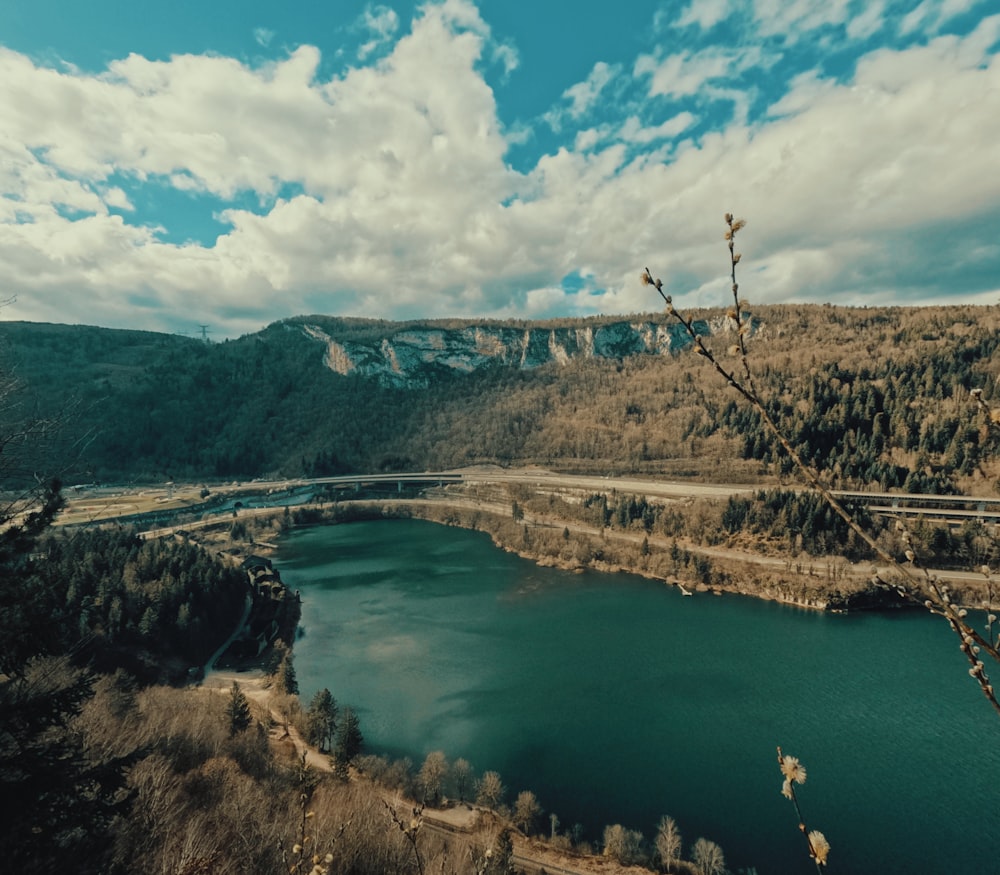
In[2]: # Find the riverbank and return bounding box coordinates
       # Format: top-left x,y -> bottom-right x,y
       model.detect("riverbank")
183,487 -> 983,613
200,666 -> 687,875
280,516 -> 1000,875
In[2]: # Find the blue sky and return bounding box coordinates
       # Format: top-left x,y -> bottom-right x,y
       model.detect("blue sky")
1,0 -> 998,337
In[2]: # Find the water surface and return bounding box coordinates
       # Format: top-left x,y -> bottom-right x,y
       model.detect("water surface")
279,519 -> 1000,874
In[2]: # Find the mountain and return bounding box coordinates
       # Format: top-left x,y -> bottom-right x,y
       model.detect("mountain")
297,316 -> 728,387
2,305 -> 999,493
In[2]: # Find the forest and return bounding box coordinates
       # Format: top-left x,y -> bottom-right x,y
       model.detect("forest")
0,484 -> 732,874
4,302 -> 1000,873
1,303 -> 1000,494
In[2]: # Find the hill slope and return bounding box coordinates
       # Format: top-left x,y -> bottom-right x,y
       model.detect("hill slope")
2,304 -> 1000,492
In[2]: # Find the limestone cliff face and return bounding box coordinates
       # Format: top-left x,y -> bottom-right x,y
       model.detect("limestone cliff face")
301,318 -> 743,388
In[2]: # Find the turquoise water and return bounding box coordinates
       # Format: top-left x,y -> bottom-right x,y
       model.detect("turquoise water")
278,519 -> 1000,874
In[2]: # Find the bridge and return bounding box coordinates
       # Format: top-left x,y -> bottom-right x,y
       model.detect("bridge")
831,490 -> 1000,524
308,472 -> 464,492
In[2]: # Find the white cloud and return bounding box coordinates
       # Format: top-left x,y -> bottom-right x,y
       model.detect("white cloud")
634,46 -> 771,99
491,41 -> 519,76
766,69 -> 839,117
752,0 -> 852,41
676,0 -> 735,31
253,27 -> 275,48
1,1 -> 999,335
574,128 -> 602,152
562,61 -> 620,118
521,284 -> 572,316
898,0 -> 981,36
102,186 -> 133,211
364,4 -> 400,38
959,13 -> 1000,61
587,112 -> 697,148
515,27 -> 1000,317
846,1 -> 887,40
357,4 -> 400,59
937,0 -> 982,29
899,0 -> 934,35
0,1 -> 521,332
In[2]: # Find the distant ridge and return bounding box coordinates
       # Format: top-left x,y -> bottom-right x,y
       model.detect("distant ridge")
2,303 -> 999,491
296,316 -> 749,387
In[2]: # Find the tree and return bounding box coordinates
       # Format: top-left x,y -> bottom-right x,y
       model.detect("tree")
647,219 -> 1000,719
0,480 -> 65,674
417,750 -> 449,806
0,376 -> 120,871
305,688 -> 338,752
512,790 -> 542,835
691,837 -> 726,875
451,757 -> 473,802
0,361 -> 72,530
476,828 -> 514,875
655,815 -> 682,873
227,681 -> 252,736
279,651 -> 298,695
0,656 -> 126,873
333,707 -> 363,778
475,770 -> 506,810
603,823 -> 644,865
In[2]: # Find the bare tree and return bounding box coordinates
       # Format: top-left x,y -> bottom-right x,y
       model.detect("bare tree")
603,823 -> 644,866
645,214 -> 1000,718
691,837 -> 726,875
451,757 -> 473,803
512,790 -> 542,835
655,815 -> 683,873
417,750 -> 448,806
475,770 -> 506,811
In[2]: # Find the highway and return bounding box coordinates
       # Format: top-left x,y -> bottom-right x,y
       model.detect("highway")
59,466 -> 1000,534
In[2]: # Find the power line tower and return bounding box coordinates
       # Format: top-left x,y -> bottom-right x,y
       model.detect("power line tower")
198,324 -> 211,343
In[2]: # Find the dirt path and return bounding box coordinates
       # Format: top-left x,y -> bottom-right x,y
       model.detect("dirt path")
200,669 -> 332,772
199,670 -> 641,874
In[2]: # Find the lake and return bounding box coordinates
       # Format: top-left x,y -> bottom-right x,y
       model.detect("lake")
277,518 -> 1000,874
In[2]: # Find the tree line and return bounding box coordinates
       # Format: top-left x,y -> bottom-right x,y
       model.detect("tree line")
7,526 -> 247,681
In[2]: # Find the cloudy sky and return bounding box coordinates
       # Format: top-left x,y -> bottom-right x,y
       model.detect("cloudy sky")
2,0 -> 998,337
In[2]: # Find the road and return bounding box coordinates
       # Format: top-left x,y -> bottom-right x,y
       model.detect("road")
59,466 -> 994,590
65,465 -> 1000,526
202,592 -> 252,674
459,466 -> 757,500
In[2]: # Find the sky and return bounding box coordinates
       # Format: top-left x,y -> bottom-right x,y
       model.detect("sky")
1,0 -> 998,338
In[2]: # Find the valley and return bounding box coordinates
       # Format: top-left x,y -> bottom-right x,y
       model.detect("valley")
53,465 -> 997,613
5,303 -> 1000,874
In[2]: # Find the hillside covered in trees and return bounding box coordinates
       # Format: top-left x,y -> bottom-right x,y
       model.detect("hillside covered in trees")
2,304 -> 1000,494
4,303 -> 1000,874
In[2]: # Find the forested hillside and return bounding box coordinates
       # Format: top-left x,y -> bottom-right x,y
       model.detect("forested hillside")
3,304 -> 1000,493
4,305 -> 1000,873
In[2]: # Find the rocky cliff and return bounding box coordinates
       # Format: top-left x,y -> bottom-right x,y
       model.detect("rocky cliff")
301,317 -> 744,387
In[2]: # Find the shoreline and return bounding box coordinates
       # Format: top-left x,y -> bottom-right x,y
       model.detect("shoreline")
67,469 -> 980,614
148,493 -> 981,614
242,498 -> 944,613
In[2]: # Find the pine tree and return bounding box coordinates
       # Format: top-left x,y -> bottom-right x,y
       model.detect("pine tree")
333,707 -> 363,779
305,687 -> 338,752
279,651 -> 298,695
226,681 -> 252,736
